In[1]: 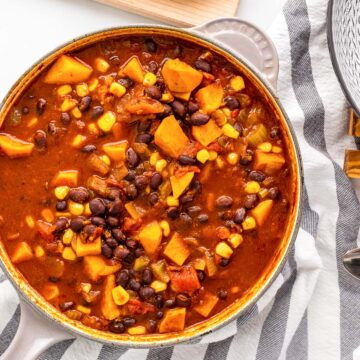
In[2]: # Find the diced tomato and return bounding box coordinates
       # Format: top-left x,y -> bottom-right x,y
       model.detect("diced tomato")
127,298 -> 155,315
168,265 -> 201,294
123,217 -> 142,232
36,220 -> 55,241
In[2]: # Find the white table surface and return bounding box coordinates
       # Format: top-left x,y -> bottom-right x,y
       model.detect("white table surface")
0,0 -> 282,101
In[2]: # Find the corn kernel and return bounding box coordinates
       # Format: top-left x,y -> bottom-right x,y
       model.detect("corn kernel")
230,76 -> 245,91
143,72 -> 157,86
97,111 -> 116,133
222,107 -> 231,118
76,83 -> 89,97
88,78 -> 99,92
258,142 -> 272,152
60,98 -> 77,112
26,117 -> 38,128
192,258 -> 206,271
150,280 -> 167,293
87,123 -> 100,135
150,152 -> 161,166
54,186 -> 70,200
62,229 -> 74,245
57,85 -> 72,96
160,220 -> 170,237
161,92 -> 174,103
41,208 -> 54,223
72,134 -> 87,148
95,57 -> 110,73
76,305 -> 91,314
34,245 -> 45,257
212,109 -> 227,126
216,156 -> 225,169
109,82 -> 126,98
84,203 -> 91,216
196,149 -> 210,164
167,196 -> 179,207
68,201 -> 84,216
227,233 -> 243,248
155,159 -> 167,172
112,285 -> 130,305
245,181 -> 260,194
25,215 -> 35,228
258,188 -> 269,199
215,241 -> 233,259
242,216 -> 256,230
272,146 -> 283,153
128,326 -> 147,335
226,152 -> 239,165
222,123 -> 239,139
80,283 -> 92,293
99,154 -> 111,166
209,150 -> 218,161
62,247 -> 77,261
71,107 -> 82,119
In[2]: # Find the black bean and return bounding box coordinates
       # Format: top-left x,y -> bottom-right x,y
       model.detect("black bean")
156,311 -> 164,319
126,184 -> 138,200
137,119 -> 152,133
239,153 -> 253,165
197,270 -> 206,282
190,112 -> 210,126
56,200 -> 67,212
154,294 -> 164,308
122,317 -> 136,327
234,208 -> 246,224
191,180 -> 202,193
106,237 -> 118,248
107,216 -> 120,228
176,293 -> 192,307
219,210 -> 233,220
195,59 -> 211,73
145,86 -> 162,100
139,286 -> 155,300
224,95 -> 240,110
249,171 -> 266,182
70,217 -> 84,232
124,169 -> 136,182
142,268 -> 153,285
148,60 -> 158,73
112,228 -> 125,242
22,106 -> 29,115
178,155 -> 196,165
109,320 -> 125,334
179,212 -> 193,229
36,98 -> 47,115
145,38 -> 157,53
159,104 -> 173,118
126,147 -> 140,168
108,199 -> 123,216
118,77 -> 134,89
216,195 -> 233,209
126,239 -> 138,249
109,55 -> 120,65
60,112 -> 71,125
102,243 -> 113,259
34,130 -> 47,149
167,207 -> 180,220
47,121 -> 58,136
244,194 -> 257,209
219,258 -> 230,267
81,144 -> 97,153
89,198 -> 106,215
136,133 -> 153,144
90,216 -> 106,227
149,192 -> 160,205
60,301 -> 74,311
114,245 -> 130,259
79,96 -> 92,112
269,187 -> 280,199
197,213 -> 209,223
270,126 -> 280,138
188,101 -> 199,114
69,187 -> 89,204
147,319 -> 157,333
180,193 -> 194,205
116,269 -> 130,287
187,206 -> 201,216
54,217 -> 68,233
171,100 -> 186,117
90,106 -> 104,120
83,224 -> 96,237
129,279 -> 141,291
164,299 -> 176,308
135,175 -> 149,190
135,247 -> 145,257
217,288 -> 228,300
150,172 -> 163,190
48,276 -> 59,283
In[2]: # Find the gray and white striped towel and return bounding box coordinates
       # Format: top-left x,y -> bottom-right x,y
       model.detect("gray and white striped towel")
1,0 -> 360,358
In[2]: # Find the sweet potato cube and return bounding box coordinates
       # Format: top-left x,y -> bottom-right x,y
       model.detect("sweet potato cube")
76,237 -> 102,257
101,275 -> 121,320
125,98 -> 164,115
162,59 -> 203,92
154,115 -> 190,158
170,172 -> 194,199
125,202 -> 144,220
251,199 -> 274,226
102,140 -> 128,162
163,233 -> 191,266
11,242 -> 33,264
0,133 -> 34,158
253,151 -> 285,174
192,120 -> 223,147
51,170 -> 79,187
83,255 -> 121,281
44,55 -> 93,84
42,283 -> 60,301
138,221 -> 162,256
194,292 -> 219,317
122,56 -> 144,83
159,308 -> 186,333
195,82 -> 223,114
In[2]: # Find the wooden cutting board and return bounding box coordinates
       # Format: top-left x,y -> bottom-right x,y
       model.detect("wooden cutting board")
94,0 -> 240,27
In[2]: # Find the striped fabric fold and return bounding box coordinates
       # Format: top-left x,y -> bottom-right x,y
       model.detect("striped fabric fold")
1,0 -> 359,359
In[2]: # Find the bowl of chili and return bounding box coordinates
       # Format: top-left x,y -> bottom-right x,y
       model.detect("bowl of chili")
0,19 -> 302,357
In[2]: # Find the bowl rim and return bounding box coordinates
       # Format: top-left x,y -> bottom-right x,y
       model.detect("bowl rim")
0,24 -> 303,347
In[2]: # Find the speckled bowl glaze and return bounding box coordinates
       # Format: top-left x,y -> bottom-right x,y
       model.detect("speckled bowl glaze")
0,19 -> 303,359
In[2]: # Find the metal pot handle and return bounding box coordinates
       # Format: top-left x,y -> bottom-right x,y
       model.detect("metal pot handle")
0,299 -> 73,360
190,17 -> 279,91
